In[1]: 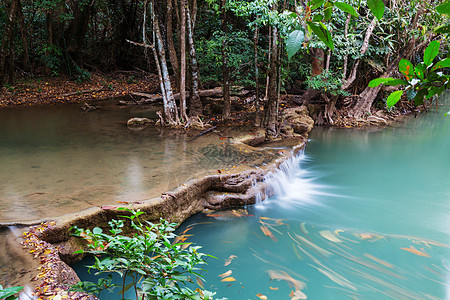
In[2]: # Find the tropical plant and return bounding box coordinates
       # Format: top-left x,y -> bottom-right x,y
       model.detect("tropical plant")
71,208 -> 223,300
368,2 -> 449,109
0,285 -> 23,300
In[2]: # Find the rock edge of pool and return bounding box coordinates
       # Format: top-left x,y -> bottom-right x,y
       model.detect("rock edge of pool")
3,134 -> 307,300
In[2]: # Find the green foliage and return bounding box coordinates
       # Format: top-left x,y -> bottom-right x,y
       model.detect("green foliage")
0,285 -> 23,300
305,71 -> 350,96
286,30 -> 305,60
367,0 -> 385,21
37,44 -> 63,76
71,208 -> 223,300
369,40 -> 449,108
334,2 -> 358,17
307,22 -> 334,50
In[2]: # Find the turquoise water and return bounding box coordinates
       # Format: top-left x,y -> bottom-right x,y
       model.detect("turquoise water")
175,101 -> 450,299
73,97 -> 450,299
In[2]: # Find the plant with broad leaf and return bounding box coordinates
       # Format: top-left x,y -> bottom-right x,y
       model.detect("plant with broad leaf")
286,0 -> 385,59
71,208 -> 223,300
0,285 -> 23,300
368,2 -> 449,109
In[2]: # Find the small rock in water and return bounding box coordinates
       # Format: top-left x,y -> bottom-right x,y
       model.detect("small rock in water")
127,117 -> 154,129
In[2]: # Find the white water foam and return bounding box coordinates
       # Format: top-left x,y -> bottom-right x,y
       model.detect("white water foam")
255,151 -> 336,209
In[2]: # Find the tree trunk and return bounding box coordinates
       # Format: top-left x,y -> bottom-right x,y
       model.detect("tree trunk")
310,47 -> 324,77
179,0 -> 188,122
349,38 -> 418,118
186,5 -> 202,117
263,25 -> 279,137
61,1 -> 94,67
254,24 -> 261,126
167,0 -> 180,92
17,0 -> 31,73
342,13 -> 351,80
221,0 -> 231,118
151,0 -> 179,125
341,17 -> 377,90
0,0 -> 19,86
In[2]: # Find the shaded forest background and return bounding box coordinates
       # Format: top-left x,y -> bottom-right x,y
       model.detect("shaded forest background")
0,0 -> 447,131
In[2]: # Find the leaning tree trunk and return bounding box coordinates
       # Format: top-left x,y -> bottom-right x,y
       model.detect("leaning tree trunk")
263,25 -> 279,138
349,38 -> 418,118
186,5 -> 202,117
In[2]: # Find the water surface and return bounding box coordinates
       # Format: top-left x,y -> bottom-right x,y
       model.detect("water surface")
0,101 -> 272,223
174,99 -> 450,299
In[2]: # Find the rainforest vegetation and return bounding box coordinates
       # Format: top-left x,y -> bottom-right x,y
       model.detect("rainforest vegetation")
0,0 -> 448,134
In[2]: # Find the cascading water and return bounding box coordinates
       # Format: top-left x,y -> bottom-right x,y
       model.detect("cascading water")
255,150 -> 336,209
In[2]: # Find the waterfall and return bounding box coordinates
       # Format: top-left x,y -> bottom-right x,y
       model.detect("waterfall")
255,150 -> 333,208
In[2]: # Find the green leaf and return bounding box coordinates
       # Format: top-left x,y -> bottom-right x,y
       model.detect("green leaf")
424,40 -> 440,66
436,1 -> 450,15
307,22 -> 334,50
286,30 -> 305,59
415,63 -> 427,79
0,286 -> 23,299
368,77 -> 407,87
93,227 -> 102,235
334,2 -> 358,17
312,14 -> 323,22
311,0 -> 325,10
386,90 -> 403,108
384,79 -> 409,86
367,0 -> 385,20
398,59 -> 414,81
414,88 -> 428,106
324,1 -> 333,21
431,58 -> 450,71
435,24 -> 450,34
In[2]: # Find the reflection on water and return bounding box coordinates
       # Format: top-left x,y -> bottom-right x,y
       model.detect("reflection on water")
0,101 -> 273,223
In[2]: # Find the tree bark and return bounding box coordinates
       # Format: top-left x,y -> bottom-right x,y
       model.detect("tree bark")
166,0 -> 180,92
263,25 -> 279,137
349,37 -> 418,118
151,0 -> 179,125
179,0 -> 188,122
0,0 -> 19,86
341,17 -> 377,90
186,5 -> 202,117
342,13 -> 351,80
221,0 -> 231,118
254,24 -> 261,126
310,47 -> 324,77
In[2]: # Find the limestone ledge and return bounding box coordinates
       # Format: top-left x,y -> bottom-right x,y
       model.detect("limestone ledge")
3,135 -> 307,299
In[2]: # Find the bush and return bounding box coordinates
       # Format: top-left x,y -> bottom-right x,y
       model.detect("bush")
71,208 -> 224,300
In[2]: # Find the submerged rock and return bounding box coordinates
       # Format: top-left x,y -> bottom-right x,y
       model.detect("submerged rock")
126,117 -> 154,129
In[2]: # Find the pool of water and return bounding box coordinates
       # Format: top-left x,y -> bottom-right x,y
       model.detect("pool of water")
173,99 -> 450,299
0,101 -> 273,224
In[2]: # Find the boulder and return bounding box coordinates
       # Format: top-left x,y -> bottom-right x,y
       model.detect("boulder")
280,106 -> 314,136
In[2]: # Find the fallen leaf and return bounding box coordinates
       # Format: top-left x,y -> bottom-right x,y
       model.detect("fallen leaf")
219,270 -> 232,278
400,246 -> 430,257
224,255 -> 238,266
269,286 -> 279,290
256,293 -> 268,299
221,277 -> 236,282
196,277 -> 205,289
